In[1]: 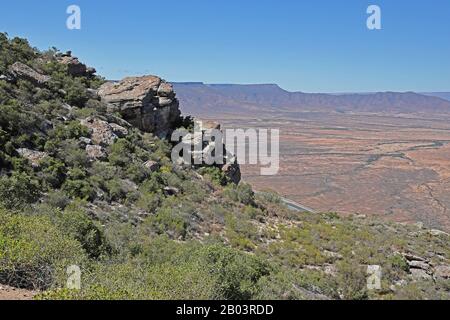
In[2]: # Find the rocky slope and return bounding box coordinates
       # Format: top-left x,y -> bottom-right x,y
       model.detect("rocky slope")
0,33 -> 449,300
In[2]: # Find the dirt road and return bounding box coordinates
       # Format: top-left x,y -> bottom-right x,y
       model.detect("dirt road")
0,285 -> 35,300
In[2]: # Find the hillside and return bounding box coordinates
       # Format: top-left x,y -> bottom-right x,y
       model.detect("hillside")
0,33 -> 449,300
173,83 -> 450,116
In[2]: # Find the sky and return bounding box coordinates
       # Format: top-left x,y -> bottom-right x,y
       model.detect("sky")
1,0 -> 449,92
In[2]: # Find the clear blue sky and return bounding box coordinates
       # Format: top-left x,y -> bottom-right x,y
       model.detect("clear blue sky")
1,0 -> 449,92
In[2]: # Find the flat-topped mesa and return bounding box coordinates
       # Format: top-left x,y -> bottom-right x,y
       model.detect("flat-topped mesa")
98,76 -> 181,138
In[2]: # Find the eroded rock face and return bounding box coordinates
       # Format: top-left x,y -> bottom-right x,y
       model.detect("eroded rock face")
98,76 -> 181,138
192,119 -> 242,184
8,62 -> 50,86
202,120 -> 241,184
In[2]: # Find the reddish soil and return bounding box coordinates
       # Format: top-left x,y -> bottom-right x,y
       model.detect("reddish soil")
0,285 -> 35,300
214,111 -> 450,231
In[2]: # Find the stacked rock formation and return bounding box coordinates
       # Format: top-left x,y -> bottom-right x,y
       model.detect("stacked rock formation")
98,76 -> 181,138
56,51 -> 96,77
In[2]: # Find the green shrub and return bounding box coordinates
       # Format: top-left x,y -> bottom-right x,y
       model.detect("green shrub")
37,260 -> 217,300
144,206 -> 188,239
255,269 -> 339,300
126,162 -> 150,184
137,192 -> 161,214
38,156 -> 66,188
38,243 -> 270,300
57,139 -> 88,167
194,244 -> 270,300
0,172 -> 40,210
336,260 -> 368,300
0,208 -> 85,289
108,139 -> 134,166
256,191 -> 282,204
53,121 -> 90,140
388,254 -> 409,272
57,206 -> 110,259
44,190 -> 71,209
139,173 -> 164,194
224,183 -> 255,206
198,166 -> 229,186
62,168 -> 94,200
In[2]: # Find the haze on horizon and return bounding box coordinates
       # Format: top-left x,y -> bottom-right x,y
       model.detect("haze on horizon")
1,0 -> 449,92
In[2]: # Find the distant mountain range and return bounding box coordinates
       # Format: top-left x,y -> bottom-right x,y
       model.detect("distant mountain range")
422,92 -> 450,101
172,82 -> 450,116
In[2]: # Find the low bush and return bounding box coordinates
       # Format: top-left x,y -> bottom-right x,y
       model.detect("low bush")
0,172 -> 40,210
0,208 -> 86,289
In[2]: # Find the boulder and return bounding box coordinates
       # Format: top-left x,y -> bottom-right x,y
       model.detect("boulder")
79,137 -> 92,147
157,82 -> 176,98
163,186 -> 180,196
8,62 -> 50,86
86,145 -> 107,161
80,117 -> 119,146
434,265 -> 450,279
0,74 -> 13,82
86,88 -> 100,100
408,260 -> 430,271
143,160 -> 160,172
222,160 -> 241,185
403,253 -> 427,262
410,268 -> 432,281
16,148 -> 48,168
98,76 -> 181,138
323,250 -> 344,260
109,123 -> 128,138
428,229 -> 449,237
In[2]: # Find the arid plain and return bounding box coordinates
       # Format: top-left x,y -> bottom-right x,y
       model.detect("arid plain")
216,111 -> 450,231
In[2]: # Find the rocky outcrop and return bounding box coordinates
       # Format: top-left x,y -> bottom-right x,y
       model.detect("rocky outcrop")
16,148 -> 48,168
397,252 -> 450,282
86,145 -> 107,161
143,160 -> 160,172
98,76 -> 181,138
221,162 -> 241,185
194,120 -> 241,184
434,265 -> 450,279
57,51 -> 96,77
203,120 -> 241,184
402,253 -> 433,281
80,117 -> 128,146
8,62 -> 50,86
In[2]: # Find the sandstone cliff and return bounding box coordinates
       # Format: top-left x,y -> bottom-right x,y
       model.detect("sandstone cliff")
98,76 -> 181,138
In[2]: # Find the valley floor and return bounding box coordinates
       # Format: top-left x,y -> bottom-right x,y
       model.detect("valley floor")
213,111 -> 450,231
